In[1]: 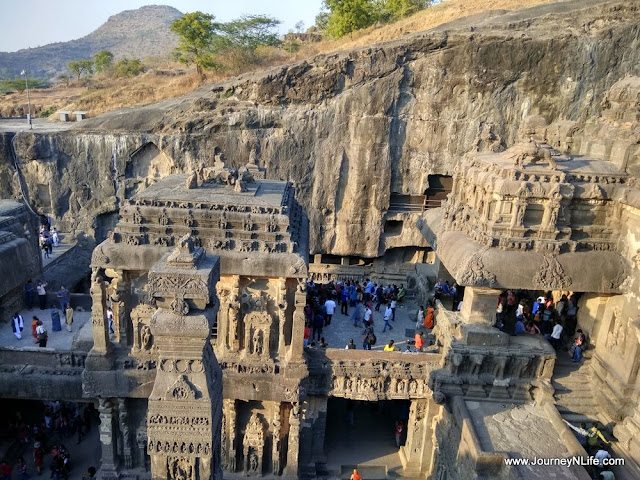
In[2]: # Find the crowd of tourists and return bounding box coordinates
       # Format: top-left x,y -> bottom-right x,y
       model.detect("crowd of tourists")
11,286 -> 74,348
302,278 -> 435,352
0,401 -> 97,480
494,290 -> 585,361
38,225 -> 60,260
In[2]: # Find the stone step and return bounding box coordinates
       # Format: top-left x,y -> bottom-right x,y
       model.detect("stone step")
560,412 -> 596,425
555,403 -> 599,417
554,394 -> 598,407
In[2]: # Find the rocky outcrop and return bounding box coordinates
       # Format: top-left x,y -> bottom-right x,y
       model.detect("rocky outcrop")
1,0 -> 640,257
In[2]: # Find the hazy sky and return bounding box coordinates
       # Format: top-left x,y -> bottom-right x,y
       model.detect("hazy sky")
0,0 -> 325,52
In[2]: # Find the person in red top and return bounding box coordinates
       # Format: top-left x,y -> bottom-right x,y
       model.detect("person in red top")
33,442 -> 45,474
303,324 -> 310,348
414,332 -> 424,352
395,420 -> 405,447
350,469 -> 362,480
424,304 -> 435,330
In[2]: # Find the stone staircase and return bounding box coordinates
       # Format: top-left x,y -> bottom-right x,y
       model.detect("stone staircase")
552,349 -> 601,426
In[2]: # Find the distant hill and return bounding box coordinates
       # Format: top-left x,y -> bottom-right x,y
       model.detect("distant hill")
0,5 -> 182,79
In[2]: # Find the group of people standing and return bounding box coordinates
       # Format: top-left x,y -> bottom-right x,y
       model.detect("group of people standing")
39,225 -> 59,260
12,285 -> 74,347
1,400 -> 96,480
496,290 -> 585,359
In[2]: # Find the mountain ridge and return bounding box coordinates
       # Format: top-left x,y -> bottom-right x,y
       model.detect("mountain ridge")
0,5 -> 182,78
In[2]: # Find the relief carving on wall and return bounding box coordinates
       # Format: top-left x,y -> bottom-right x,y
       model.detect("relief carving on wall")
458,249 -> 497,287
532,254 -> 572,290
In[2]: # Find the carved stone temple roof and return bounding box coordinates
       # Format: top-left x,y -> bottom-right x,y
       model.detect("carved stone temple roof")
419,143 -> 635,293
91,175 -> 308,279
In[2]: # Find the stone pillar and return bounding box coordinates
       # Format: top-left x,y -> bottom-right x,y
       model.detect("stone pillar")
118,398 -> 133,468
216,284 -> 229,351
229,276 -> 241,352
98,398 -> 119,479
271,402 -> 283,476
277,278 -> 288,358
136,432 -> 148,471
86,270 -> 114,370
283,403 -> 300,478
221,399 -> 237,473
459,287 -> 502,325
109,271 -> 129,348
401,399 -> 437,477
290,288 -> 306,359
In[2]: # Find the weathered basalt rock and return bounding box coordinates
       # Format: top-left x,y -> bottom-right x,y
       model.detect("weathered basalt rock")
1,0 -> 639,259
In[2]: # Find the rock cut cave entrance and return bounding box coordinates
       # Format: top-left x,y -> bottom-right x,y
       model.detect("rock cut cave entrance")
323,398 -> 410,478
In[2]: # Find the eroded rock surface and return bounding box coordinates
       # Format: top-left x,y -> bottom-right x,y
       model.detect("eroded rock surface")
1,0 -> 639,258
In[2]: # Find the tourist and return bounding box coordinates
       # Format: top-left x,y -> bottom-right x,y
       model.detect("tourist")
416,305 -> 425,329
514,318 -> 525,335
349,283 -> 357,307
546,320 -> 563,349
0,460 -> 12,480
594,446 -> 611,469
375,284 -> 384,311
31,316 -> 40,343
65,305 -> 74,332
562,419 -> 588,447
524,321 -> 540,335
312,312 -> 324,341
41,235 -> 50,259
340,286 -> 349,316
363,303 -> 373,328
394,419 -> 404,447
598,468 -> 615,480
351,300 -> 363,327
397,284 -> 406,303
324,297 -> 336,326
382,303 -> 393,332
365,278 -> 374,297
16,456 -> 27,480
361,324 -> 374,350
571,329 -> 585,363
390,296 -> 397,321
384,339 -> 396,352
12,312 -> 24,339
587,422 -> 610,454
414,331 -> 424,352
82,467 -> 97,480
51,305 -> 62,332
35,320 -> 48,347
319,337 -> 328,348
532,296 -> 545,316
403,345 -> 412,354
303,323 -> 310,348
350,468 -> 362,480
37,281 -> 48,310
345,338 -> 356,350
25,280 -> 35,309
51,227 -> 59,247
32,442 -> 44,475
106,306 -> 115,334
424,303 -> 435,330
57,286 -> 70,311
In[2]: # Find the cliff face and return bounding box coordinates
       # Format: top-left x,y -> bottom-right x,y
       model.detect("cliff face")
1,0 -> 639,257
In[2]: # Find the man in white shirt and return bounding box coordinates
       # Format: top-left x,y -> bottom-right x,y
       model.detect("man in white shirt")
363,305 -> 373,327
594,447 -> 611,468
324,298 -> 336,325
547,320 -> 563,349
383,304 -> 393,332
390,298 -> 397,321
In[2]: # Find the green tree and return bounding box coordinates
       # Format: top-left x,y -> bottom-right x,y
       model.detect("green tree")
68,59 -> 93,80
93,50 -> 114,73
315,10 -> 330,30
324,0 -> 377,38
0,78 -> 45,93
170,12 -> 220,75
379,0 -> 431,22
113,58 -> 144,78
218,15 -> 281,51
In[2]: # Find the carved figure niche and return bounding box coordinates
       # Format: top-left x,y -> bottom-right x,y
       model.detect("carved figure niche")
131,304 -> 157,353
244,311 -> 273,358
243,413 -> 265,476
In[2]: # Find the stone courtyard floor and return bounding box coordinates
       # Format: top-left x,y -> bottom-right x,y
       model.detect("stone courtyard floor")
314,297 -> 434,353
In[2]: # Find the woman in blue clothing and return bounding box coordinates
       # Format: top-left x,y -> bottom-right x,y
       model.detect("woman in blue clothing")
50,305 -> 62,331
